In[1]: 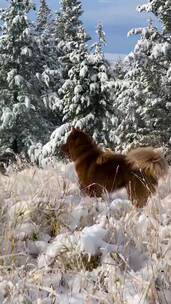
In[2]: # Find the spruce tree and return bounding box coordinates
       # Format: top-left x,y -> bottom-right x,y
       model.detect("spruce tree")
26,0 -> 90,163
35,0 -> 62,127
113,0 -> 171,152
54,0 -> 90,82
0,0 -> 52,156
60,23 -> 115,146
40,21 -> 116,163
36,0 -> 51,34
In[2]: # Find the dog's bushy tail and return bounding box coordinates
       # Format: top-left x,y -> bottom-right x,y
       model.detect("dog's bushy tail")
126,147 -> 168,179
125,147 -> 168,207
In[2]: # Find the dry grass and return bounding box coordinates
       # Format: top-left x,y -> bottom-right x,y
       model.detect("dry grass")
0,163 -> 171,303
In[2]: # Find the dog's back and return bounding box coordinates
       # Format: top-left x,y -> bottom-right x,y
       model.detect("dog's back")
62,128 -> 168,207
76,150 -> 130,197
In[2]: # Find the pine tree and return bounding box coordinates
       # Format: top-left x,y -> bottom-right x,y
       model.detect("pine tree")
25,0 -> 90,163
113,0 -> 171,152
54,0 -> 90,82
138,0 -> 171,33
0,0 -> 53,156
54,0 -> 87,44
132,2 -> 171,148
35,0 -> 62,127
112,58 -> 126,81
40,21 -> 116,163
112,71 -> 148,151
36,0 -> 51,34
60,23 -> 115,146
93,23 -> 106,54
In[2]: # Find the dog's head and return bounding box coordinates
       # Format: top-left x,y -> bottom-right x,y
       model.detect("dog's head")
61,127 -> 95,161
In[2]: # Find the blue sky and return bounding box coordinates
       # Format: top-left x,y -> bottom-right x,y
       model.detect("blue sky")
1,0 -> 153,59
82,0 -> 150,57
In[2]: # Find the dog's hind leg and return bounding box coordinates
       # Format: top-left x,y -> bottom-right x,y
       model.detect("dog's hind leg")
126,172 -> 157,208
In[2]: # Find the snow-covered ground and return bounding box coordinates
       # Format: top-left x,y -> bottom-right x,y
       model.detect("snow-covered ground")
0,162 -> 171,304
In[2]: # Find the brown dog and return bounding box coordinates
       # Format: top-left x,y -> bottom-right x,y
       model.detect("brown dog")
62,127 -> 168,207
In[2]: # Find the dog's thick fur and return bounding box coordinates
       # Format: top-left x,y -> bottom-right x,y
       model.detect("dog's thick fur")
62,128 -> 168,207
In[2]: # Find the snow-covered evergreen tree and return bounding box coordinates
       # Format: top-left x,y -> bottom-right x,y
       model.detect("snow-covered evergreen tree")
55,0 -> 83,39
0,0 -> 53,155
39,21 -> 116,163
112,58 -> 126,81
24,0 -> 91,163
59,23 -> 115,146
35,0 -> 63,127
36,0 -> 51,34
112,69 -> 148,151
34,0 -> 89,133
93,23 -> 106,54
113,0 -> 171,152
53,0 -> 90,82
138,0 -> 171,33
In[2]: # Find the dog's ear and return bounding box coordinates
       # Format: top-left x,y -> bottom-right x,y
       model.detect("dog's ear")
61,143 -> 69,155
71,126 -> 76,132
70,127 -> 80,140
71,126 -> 81,133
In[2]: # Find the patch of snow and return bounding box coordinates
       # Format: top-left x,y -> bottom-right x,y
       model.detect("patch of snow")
80,224 -> 107,256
